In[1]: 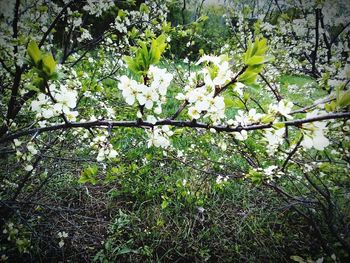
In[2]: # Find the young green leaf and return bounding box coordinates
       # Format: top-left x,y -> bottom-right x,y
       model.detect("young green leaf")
27,40 -> 42,65
248,169 -> 263,185
42,54 -> 56,76
238,69 -> 258,84
272,122 -> 285,129
337,89 -> 350,107
78,166 -> 98,185
261,114 -> 275,123
246,55 -> 265,66
123,35 -> 167,76
149,34 -> 167,65
224,96 -> 235,107
123,55 -> 140,74
139,3 -> 150,13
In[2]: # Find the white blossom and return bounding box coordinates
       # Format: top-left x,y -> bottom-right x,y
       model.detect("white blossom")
188,106 -> 201,120
264,128 -> 285,155
147,127 -> 171,148
269,100 -> 294,119
301,110 -> 330,150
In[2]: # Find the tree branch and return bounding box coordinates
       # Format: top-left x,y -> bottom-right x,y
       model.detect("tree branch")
1,111 -> 349,144
281,137 -> 302,172
311,9 -> 321,77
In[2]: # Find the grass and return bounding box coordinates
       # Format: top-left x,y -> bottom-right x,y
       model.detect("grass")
94,179 -> 319,262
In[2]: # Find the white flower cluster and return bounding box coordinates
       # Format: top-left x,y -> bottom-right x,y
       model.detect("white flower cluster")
176,55 -> 235,124
197,55 -> 234,87
229,109 -> 263,127
57,231 -> 68,248
82,0 -> 114,17
216,175 -> 229,184
77,28 -> 93,43
13,139 -> 38,172
2,222 -> 16,240
301,110 -> 330,150
263,128 -> 285,155
186,90 -> 225,122
112,1 -> 168,37
146,126 -> 173,149
226,109 -> 264,141
90,134 -> 118,162
118,65 -> 173,115
263,109 -> 331,154
31,83 -> 78,123
268,99 -> 294,119
263,165 -> 284,182
114,14 -> 130,33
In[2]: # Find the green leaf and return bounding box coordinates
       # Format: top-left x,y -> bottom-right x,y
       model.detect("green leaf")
290,256 -> 306,263
128,27 -> 139,39
116,247 -> 137,256
161,200 -> 169,209
243,37 -> 269,65
139,41 -> 149,67
243,41 -> 253,63
256,38 -> 267,55
27,40 -> 42,65
243,92 -> 250,102
172,128 -> 184,136
38,5 -> 48,13
139,3 -> 150,13
261,114 -> 275,123
224,97 -> 235,107
197,15 -> 209,22
42,54 -> 56,76
291,131 -> 303,145
124,35 -> 167,75
104,173 -> 117,184
325,101 -> 337,112
123,55 -> 141,75
156,218 -> 165,227
207,64 -> 219,79
251,38 -> 260,57
246,55 -> 265,66
144,28 -> 155,39
149,34 -> 167,65
272,122 -> 285,129
239,69 -> 258,84
233,99 -> 246,109
248,169 -> 263,185
79,166 -> 98,185
337,89 -> 350,107
118,9 -> 126,19
32,76 -> 45,91
161,21 -> 172,33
